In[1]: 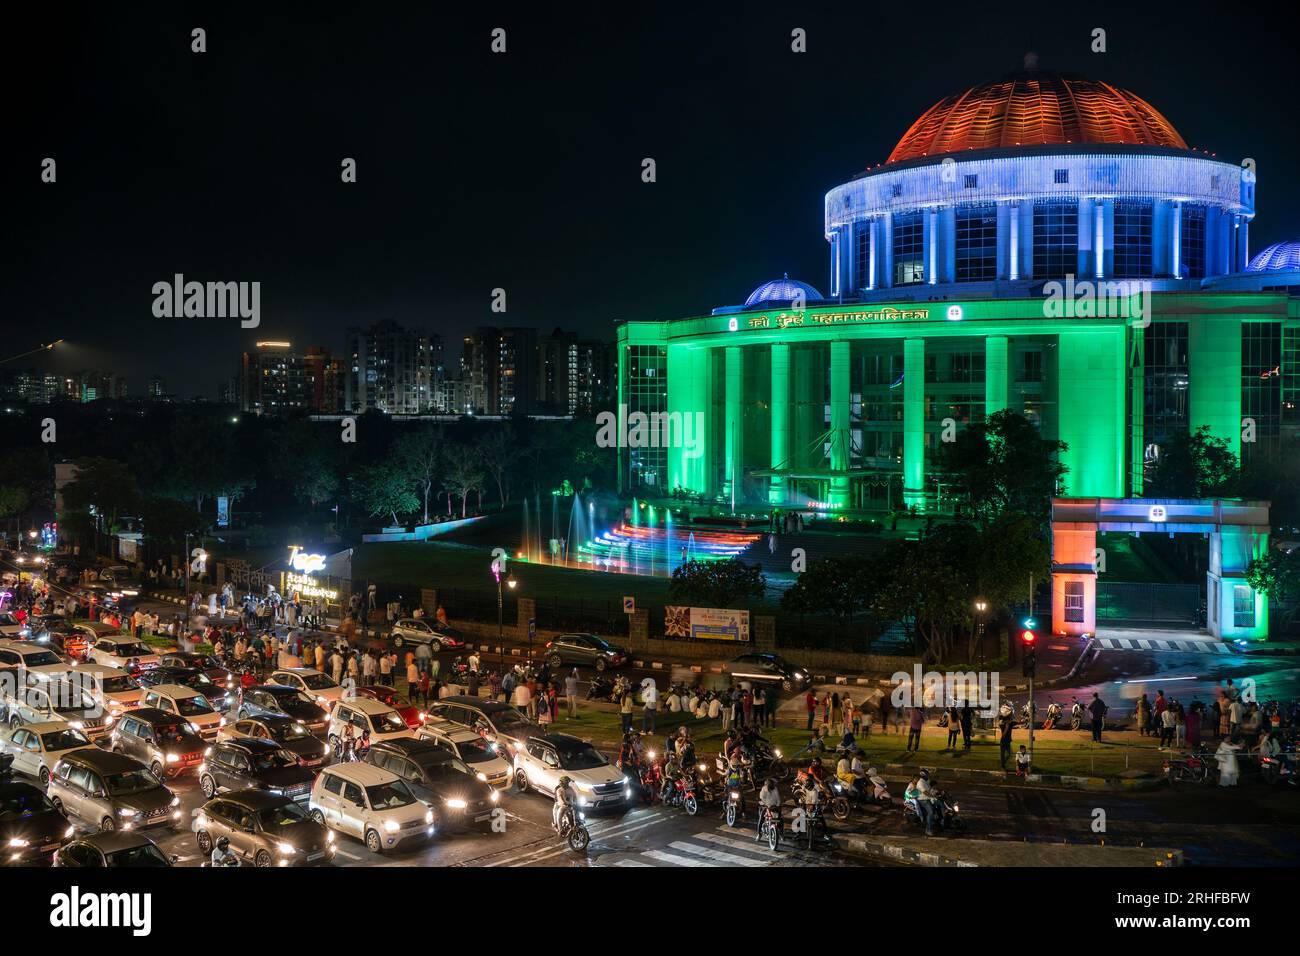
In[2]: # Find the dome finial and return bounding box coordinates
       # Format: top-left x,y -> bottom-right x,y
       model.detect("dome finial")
1024,51 -> 1039,71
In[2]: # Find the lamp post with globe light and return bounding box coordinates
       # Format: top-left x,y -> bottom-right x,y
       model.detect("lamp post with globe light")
974,599 -> 988,668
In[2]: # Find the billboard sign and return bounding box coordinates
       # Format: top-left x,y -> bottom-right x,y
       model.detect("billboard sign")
664,606 -> 750,641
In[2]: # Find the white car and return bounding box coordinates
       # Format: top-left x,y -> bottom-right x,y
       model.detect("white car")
417,719 -> 512,790
70,665 -> 144,718
269,668 -> 345,708
0,640 -> 70,685
327,698 -> 414,748
2,721 -> 97,786
85,636 -> 160,670
0,613 -> 29,639
141,685 -> 224,739
2,682 -> 110,739
511,732 -> 631,808
308,762 -> 434,854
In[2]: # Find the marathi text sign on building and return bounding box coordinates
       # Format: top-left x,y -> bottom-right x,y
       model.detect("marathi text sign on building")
665,606 -> 750,641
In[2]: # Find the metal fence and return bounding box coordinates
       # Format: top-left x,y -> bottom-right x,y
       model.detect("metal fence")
1097,581 -> 1201,626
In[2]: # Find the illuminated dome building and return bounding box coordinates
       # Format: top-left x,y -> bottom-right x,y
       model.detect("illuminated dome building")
616,61 -> 1298,640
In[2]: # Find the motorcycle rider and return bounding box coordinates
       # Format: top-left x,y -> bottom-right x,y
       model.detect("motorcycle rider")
757,776 -> 782,832
355,729 -> 372,761
553,775 -> 577,832
906,770 -> 939,836
339,721 -> 356,761
864,765 -> 890,802
210,835 -> 240,867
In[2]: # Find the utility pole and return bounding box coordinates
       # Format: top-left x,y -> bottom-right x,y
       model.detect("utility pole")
1028,573 -> 1035,764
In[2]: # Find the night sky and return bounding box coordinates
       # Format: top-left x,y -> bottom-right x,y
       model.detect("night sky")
10,2 -> 1299,398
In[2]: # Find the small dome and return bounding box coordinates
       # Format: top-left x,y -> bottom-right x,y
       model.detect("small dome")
887,68 -> 1187,164
1245,240 -> 1300,272
744,275 -> 824,307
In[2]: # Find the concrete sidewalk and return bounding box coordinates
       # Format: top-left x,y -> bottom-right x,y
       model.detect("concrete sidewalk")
838,832 -> 1183,867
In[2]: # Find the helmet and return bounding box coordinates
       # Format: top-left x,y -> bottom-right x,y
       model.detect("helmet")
765,777 -> 777,790
919,769 -> 930,780
557,776 -> 572,788
812,757 -> 823,767
216,837 -> 230,851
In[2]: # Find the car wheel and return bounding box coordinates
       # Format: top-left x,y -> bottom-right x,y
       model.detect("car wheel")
254,850 -> 273,867
548,654 -> 562,668
782,679 -> 793,692
150,761 -> 164,779
200,774 -> 217,799
392,634 -> 403,648
429,639 -> 442,652
38,767 -> 50,788
595,657 -> 607,672
310,809 -> 326,825
100,816 -> 116,833
196,830 -> 212,855
50,796 -> 64,814
364,828 -> 384,854
427,808 -> 442,835
514,769 -> 529,793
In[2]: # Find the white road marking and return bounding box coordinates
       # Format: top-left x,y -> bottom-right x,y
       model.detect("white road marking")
642,849 -> 709,867
667,840 -> 768,866
696,831 -> 777,855
613,859 -> 654,867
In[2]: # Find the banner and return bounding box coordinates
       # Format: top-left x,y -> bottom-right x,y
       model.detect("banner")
217,496 -> 230,527
664,606 -> 750,641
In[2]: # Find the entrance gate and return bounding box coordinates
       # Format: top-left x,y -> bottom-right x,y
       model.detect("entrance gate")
1051,498 -> 1270,641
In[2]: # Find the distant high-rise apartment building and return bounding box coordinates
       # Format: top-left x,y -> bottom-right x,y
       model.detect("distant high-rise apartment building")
344,320 -> 443,414
241,341 -> 313,415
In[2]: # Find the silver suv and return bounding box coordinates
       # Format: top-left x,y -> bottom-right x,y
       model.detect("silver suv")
47,749 -> 179,833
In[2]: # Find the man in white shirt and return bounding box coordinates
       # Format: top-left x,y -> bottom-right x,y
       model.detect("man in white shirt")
641,680 -> 659,734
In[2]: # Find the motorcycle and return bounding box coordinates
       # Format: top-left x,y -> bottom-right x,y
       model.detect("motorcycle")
1016,700 -> 1036,730
827,772 -> 891,820
1042,701 -> 1063,731
661,767 -> 700,815
757,803 -> 782,851
724,778 -> 745,827
1069,701 -> 1085,731
1259,753 -> 1296,786
586,675 -> 612,702
1162,747 -> 1213,785
902,787 -> 964,832
555,806 -> 590,853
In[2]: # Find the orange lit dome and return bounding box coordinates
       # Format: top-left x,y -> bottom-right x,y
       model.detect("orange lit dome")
886,66 -> 1188,164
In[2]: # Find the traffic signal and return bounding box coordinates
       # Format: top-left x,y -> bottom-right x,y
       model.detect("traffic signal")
1020,625 -> 1038,678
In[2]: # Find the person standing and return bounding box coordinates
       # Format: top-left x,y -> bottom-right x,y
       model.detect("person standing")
1159,704 -> 1176,749
1228,697 -> 1244,739
804,689 -> 816,731
418,669 -> 431,707
1136,693 -> 1151,737
1186,702 -> 1203,751
564,669 -> 580,719
641,680 -> 659,734
753,686 -> 767,728
879,693 -> 893,734
960,701 -> 973,751
378,650 -> 392,687
946,704 -> 961,749
405,658 -> 419,696
830,693 -> 841,735
998,704 -> 1014,768
906,706 -> 924,753
1088,692 -> 1108,743
1216,737 -> 1241,786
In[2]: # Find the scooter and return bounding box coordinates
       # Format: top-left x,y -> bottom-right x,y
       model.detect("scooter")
902,788 -> 964,832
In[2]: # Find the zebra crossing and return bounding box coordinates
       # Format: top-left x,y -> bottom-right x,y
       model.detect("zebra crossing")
1096,636 -> 1232,654
602,825 -> 819,868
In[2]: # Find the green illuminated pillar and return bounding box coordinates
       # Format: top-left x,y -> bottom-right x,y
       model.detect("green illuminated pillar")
690,348 -> 712,496
1129,325 -> 1145,496
829,341 -> 850,508
616,343 -> 628,494
770,342 -> 791,504
903,338 -> 925,509
1188,317 -> 1242,463
1057,328 -> 1126,497
984,335 -> 1008,417
666,345 -> 690,494
724,345 -> 744,505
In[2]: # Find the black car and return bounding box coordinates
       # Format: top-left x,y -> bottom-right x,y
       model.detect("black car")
138,665 -> 236,712
1,754 -> 72,865
723,653 -> 811,692
55,831 -> 175,867
199,738 -> 315,801
224,715 -> 329,768
544,633 -> 629,671
238,684 -> 329,729
365,738 -> 500,832
158,652 -> 237,689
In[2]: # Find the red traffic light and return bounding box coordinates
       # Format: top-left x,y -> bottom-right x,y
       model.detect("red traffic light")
1020,629 -> 1037,645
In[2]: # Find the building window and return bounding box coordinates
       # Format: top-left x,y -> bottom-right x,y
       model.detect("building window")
892,211 -> 924,285
625,346 -> 668,491
1233,585 -> 1255,629
963,174 -> 978,189
1032,199 -> 1078,280
1241,321 -> 1281,462
1064,581 -> 1085,623
1180,204 -> 1207,279
890,183 -> 903,198
955,203 -> 997,282
854,224 -> 872,289
1144,322 -> 1190,448
1054,168 -> 1069,184
1284,327 -> 1300,438
1019,350 -> 1043,383
1113,199 -> 1153,278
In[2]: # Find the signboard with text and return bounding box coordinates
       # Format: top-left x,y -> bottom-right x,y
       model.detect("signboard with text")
664,606 -> 750,641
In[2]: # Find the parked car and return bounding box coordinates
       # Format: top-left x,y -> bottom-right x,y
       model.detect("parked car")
140,685 -> 224,739
721,652 -> 811,692
138,666 -> 235,712
543,633 -> 629,671
47,748 -> 180,832
326,698 -> 415,749
308,762 -> 433,854
217,715 -> 328,768
354,685 -> 424,728
417,718 -> 512,790
194,790 -> 336,867
108,708 -> 209,779
511,732 -> 630,808
0,755 -> 73,865
365,738 -> 499,832
55,831 -> 175,867
389,618 -> 466,651
1,722 -> 97,787
198,738 -> 315,802
0,614 -> 29,640
237,684 -> 329,732
424,696 -> 539,758
85,635 -> 160,670
268,668 -> 344,708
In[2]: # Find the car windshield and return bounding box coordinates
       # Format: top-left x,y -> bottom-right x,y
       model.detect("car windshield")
365,780 -> 416,810
271,689 -> 316,707
109,643 -> 151,657
175,696 -> 214,716
298,674 -> 337,691
105,769 -> 161,795
250,750 -> 296,772
106,843 -> 170,867
100,675 -> 139,694
425,759 -> 474,782
41,729 -> 92,751
276,723 -> 314,741
152,722 -> 191,741
187,674 -> 216,689
558,745 -> 609,772
588,636 -> 615,651
456,739 -> 498,764
20,650 -> 62,667
0,788 -> 57,820
489,708 -> 533,733
376,711 -> 407,732
257,801 -> 312,829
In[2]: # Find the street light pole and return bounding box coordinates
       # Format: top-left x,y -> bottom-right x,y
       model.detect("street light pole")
183,532 -> 191,633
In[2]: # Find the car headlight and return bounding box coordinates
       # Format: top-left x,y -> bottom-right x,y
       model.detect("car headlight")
445,798 -> 468,810
277,842 -> 295,856
165,753 -> 179,763
577,796 -> 588,807
475,772 -> 487,782
774,749 -> 782,758
204,747 -> 213,757
170,796 -> 180,807
574,781 -> 594,792
326,830 -> 335,843
64,826 -> 75,838
218,717 -> 226,727
490,790 -> 499,803
118,807 -> 138,817
384,819 -> 400,833
69,721 -> 84,730
8,838 -> 28,848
